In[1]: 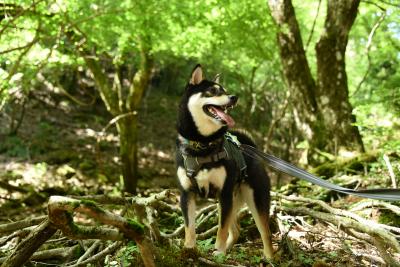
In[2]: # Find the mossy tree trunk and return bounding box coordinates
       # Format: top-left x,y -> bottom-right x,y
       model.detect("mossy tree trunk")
80,40 -> 153,194
117,115 -> 139,193
268,0 -> 364,156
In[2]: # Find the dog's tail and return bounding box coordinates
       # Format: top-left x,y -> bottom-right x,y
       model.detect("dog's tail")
229,129 -> 257,147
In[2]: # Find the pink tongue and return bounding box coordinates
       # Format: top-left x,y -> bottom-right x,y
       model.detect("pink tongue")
211,106 -> 235,127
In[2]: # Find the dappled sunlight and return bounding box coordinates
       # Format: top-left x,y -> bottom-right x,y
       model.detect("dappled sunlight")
1,0 -> 400,266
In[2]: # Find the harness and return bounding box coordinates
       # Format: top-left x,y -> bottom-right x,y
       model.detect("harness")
179,133 -> 247,190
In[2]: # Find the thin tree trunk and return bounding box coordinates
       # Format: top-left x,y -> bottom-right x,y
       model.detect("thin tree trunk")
267,0 -> 327,147
117,115 -> 139,194
77,37 -> 152,194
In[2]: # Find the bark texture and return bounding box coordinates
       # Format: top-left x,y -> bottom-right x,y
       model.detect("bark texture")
315,0 -> 364,152
268,0 -> 364,155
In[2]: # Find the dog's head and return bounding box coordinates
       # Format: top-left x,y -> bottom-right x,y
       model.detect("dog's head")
178,65 -> 238,139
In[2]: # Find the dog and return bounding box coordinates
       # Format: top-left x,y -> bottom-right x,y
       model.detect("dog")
175,64 -> 273,259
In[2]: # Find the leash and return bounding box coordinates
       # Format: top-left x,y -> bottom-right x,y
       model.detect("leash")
240,144 -> 400,201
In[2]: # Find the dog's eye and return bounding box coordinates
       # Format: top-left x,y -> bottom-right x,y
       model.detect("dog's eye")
204,87 -> 217,97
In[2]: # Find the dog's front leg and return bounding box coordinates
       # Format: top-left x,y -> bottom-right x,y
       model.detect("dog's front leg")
180,190 -> 197,248
215,190 -> 234,254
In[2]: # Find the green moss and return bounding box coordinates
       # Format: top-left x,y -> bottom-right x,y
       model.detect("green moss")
73,244 -> 84,258
312,153 -> 378,178
126,219 -> 145,235
378,210 -> 400,225
80,199 -> 105,213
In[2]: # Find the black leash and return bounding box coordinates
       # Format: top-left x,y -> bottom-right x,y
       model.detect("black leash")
240,144 -> 400,201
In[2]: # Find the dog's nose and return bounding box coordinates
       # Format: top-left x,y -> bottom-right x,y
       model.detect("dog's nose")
229,95 -> 238,104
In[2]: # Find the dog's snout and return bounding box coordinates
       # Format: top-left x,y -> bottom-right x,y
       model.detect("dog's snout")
229,95 -> 238,104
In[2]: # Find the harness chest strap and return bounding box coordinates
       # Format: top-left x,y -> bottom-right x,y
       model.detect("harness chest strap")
181,133 -> 247,181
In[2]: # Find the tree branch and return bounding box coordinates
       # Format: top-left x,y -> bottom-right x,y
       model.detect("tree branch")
48,195 -> 156,267
352,11 -> 386,97
0,216 -> 46,234
304,0 -> 322,52
1,218 -> 57,267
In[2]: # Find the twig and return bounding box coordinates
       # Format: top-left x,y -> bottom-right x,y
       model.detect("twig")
350,200 -> 400,215
0,215 -> 46,233
27,245 -> 81,261
76,240 -> 102,265
383,154 -> 397,188
0,227 -> 33,247
67,241 -> 122,267
131,189 -> 172,206
161,203 -> 217,238
0,0 -> 46,36
264,91 -> 290,151
197,208 -> 250,240
197,225 -> 218,240
197,208 -> 218,229
352,11 -> 386,97
146,206 -> 161,242
305,0 -> 322,52
45,237 -> 68,244
36,73 -> 95,107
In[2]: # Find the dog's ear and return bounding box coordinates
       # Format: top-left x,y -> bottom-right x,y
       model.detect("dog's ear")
190,64 -> 204,85
213,73 -> 221,84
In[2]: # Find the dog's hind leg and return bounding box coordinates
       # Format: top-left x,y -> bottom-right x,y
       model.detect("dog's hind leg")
241,184 -> 273,259
226,193 -> 242,250
180,190 -> 197,248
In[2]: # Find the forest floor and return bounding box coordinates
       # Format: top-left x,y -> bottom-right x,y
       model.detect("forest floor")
1,89 -> 400,266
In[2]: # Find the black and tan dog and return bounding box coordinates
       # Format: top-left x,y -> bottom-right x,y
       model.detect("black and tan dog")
176,65 -> 273,258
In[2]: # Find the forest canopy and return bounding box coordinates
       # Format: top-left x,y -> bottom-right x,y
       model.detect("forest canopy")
1,0 -> 400,266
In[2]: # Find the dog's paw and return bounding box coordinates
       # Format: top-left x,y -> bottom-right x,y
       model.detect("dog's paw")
212,249 -> 226,257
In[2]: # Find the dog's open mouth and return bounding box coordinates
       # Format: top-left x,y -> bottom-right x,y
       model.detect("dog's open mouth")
203,104 -> 235,127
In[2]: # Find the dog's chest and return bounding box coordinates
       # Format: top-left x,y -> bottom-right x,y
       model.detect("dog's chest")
177,166 -> 227,196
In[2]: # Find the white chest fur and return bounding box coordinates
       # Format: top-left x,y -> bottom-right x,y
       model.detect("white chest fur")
177,166 -> 227,196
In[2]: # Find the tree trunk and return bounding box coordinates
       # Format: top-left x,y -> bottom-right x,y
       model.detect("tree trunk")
79,38 -> 152,194
117,115 -> 139,194
267,0 -> 364,156
315,0 -> 365,152
267,0 -> 328,149
119,41 -> 152,194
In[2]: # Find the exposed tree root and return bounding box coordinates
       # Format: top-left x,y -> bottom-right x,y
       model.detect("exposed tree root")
47,195 -> 156,267
272,192 -> 400,266
1,189 -> 400,266
1,218 -> 57,267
